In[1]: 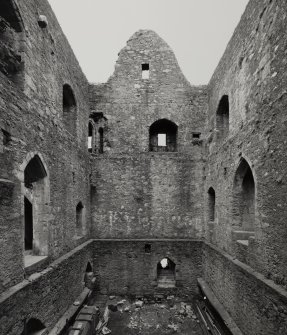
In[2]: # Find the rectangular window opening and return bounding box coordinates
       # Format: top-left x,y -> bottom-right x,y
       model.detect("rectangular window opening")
192,132 -> 201,139
142,63 -> 149,79
24,197 -> 33,251
158,133 -> 166,147
145,243 -> 151,253
88,136 -> 92,150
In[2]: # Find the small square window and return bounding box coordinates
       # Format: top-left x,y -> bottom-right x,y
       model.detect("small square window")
142,63 -> 149,71
158,134 -> 166,146
192,132 -> 201,139
142,63 -> 149,79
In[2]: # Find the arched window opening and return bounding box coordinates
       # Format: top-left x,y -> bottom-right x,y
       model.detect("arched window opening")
23,155 -> 49,257
24,155 -> 47,189
99,127 -> 104,154
63,84 -> 77,134
208,187 -> 215,222
216,95 -> 229,141
22,318 -> 46,335
86,262 -> 93,273
233,159 -> 255,231
0,0 -> 24,81
76,201 -> 84,236
149,119 -> 177,152
157,257 -> 176,288
88,122 -> 94,153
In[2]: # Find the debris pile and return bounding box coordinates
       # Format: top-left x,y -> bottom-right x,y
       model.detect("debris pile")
94,295 -> 201,334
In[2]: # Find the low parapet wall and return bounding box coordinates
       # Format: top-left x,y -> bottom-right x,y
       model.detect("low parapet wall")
203,243 -> 287,335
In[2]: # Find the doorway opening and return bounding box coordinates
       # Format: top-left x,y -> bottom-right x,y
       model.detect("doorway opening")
157,257 -> 176,288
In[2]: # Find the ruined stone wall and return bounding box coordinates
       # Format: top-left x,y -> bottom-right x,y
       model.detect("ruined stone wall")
203,244 -> 287,335
2,0 -> 287,333
91,154 -> 204,238
90,30 -> 207,155
90,30 -> 207,239
0,0 -> 92,329
206,0 -> 287,284
93,240 -> 202,296
204,0 -> 287,332
0,241 -> 94,335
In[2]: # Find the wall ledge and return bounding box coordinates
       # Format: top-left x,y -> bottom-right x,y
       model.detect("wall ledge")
204,242 -> 287,300
0,239 -> 94,305
197,278 -> 243,335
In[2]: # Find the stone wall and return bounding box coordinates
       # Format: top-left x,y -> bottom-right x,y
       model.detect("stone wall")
93,240 -> 203,297
90,30 -> 207,239
0,0 -> 91,295
203,243 -> 287,335
204,0 -> 287,333
0,240 -> 94,335
1,0 -> 287,334
91,154 -> 204,238
205,0 -> 287,285
90,30 -> 207,155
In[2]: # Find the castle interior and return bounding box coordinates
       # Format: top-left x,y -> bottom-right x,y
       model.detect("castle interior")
0,0 -> 287,334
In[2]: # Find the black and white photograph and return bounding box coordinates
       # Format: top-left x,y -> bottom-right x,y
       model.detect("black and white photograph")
0,0 -> 286,334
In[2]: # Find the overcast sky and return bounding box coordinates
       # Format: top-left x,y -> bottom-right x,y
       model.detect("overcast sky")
47,0 -> 249,85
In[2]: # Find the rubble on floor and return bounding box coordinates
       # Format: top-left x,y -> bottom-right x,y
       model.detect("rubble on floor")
92,295 -> 204,335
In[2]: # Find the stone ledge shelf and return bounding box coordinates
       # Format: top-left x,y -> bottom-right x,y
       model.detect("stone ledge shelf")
24,255 -> 49,277
197,278 -> 243,335
24,255 -> 48,268
49,287 -> 91,335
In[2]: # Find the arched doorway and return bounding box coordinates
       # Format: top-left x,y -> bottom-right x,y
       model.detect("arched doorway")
157,257 -> 176,288
84,261 -> 95,289
23,154 -> 49,256
22,318 -> 47,335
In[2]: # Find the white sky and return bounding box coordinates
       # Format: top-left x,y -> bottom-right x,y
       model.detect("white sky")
47,0 -> 249,85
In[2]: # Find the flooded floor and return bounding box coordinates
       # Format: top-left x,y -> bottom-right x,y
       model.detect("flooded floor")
90,295 -> 205,335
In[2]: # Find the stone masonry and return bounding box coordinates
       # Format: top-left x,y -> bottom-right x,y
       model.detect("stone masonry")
0,0 -> 287,334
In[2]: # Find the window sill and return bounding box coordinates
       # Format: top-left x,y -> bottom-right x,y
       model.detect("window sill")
24,255 -> 48,275
74,235 -> 84,240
